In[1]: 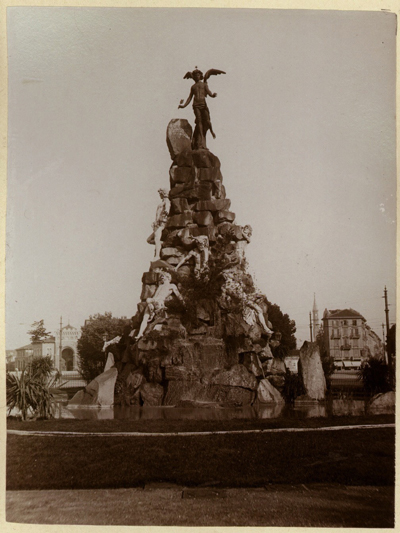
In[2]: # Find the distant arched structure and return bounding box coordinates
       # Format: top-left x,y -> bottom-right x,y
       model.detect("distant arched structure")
62,347 -> 74,371
55,324 -> 80,371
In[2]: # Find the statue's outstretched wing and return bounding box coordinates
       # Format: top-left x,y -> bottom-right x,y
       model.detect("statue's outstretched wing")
183,72 -> 194,80
204,69 -> 226,82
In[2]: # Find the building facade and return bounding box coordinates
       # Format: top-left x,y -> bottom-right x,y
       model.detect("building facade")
32,337 -> 56,358
15,344 -> 34,370
322,308 -> 383,362
12,324 -> 80,372
284,350 -> 300,373
54,324 -> 80,371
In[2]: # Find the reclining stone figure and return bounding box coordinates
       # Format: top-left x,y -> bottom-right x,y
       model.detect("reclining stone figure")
135,270 -> 184,340
221,272 -> 273,336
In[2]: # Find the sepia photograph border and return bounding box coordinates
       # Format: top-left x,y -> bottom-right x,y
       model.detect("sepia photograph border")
0,1 -> 399,532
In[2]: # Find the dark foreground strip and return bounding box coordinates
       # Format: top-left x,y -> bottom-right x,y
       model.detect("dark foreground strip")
7,423 -> 394,437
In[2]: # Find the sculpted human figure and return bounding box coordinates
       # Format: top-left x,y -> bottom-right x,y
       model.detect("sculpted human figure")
147,189 -> 170,259
136,270 -> 184,340
102,336 -> 121,352
236,224 -> 253,263
174,235 -> 210,279
221,272 -> 273,336
244,294 -> 273,336
179,67 -> 225,150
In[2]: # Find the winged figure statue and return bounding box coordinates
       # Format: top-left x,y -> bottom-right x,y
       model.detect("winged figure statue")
178,67 -> 226,150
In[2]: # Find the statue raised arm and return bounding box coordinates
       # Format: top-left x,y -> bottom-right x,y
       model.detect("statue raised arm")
178,67 -> 225,150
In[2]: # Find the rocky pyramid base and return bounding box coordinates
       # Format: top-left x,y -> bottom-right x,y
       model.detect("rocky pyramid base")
70,119 -> 298,409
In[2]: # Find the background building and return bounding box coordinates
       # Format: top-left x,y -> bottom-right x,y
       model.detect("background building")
6,350 -> 17,371
312,294 -> 320,341
54,324 -> 80,371
322,308 -> 383,363
11,324 -> 81,372
284,349 -> 300,373
32,337 -> 56,359
15,344 -> 34,370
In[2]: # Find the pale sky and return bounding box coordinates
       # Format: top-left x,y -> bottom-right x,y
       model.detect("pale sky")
6,7 -> 397,350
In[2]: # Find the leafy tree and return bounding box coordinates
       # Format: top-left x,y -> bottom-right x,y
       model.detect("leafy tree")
387,324 -> 396,359
358,357 -> 391,397
266,300 -> 297,356
28,320 -> 51,342
78,312 -> 128,383
281,369 -> 305,403
387,324 -> 396,390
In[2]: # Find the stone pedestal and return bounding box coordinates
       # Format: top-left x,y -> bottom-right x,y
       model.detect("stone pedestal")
82,119 -> 291,409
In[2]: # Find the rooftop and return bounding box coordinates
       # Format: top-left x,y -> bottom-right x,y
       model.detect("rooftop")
324,308 -> 366,321
16,343 -> 34,351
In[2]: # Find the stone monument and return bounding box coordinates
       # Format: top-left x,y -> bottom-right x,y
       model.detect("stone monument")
70,69 -> 289,409
295,341 -> 326,402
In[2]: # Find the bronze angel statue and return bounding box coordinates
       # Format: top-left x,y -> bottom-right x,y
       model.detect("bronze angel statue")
178,67 -> 225,150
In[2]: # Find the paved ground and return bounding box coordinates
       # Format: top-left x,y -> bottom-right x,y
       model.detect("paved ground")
6,484 -> 394,527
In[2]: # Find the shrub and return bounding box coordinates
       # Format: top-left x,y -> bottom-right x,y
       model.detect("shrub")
27,355 -> 60,380
281,370 -> 305,403
6,356 -> 64,420
358,357 -> 391,397
7,370 -> 58,420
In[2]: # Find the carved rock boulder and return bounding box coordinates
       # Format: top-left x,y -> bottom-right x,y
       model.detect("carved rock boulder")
166,119 -> 193,160
264,357 -> 286,391
210,364 -> 258,391
256,378 -> 285,404
298,341 -> 326,401
68,368 -> 118,407
140,382 -> 165,406
367,391 -> 395,415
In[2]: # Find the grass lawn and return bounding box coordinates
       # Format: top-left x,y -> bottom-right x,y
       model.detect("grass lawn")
7,414 -> 395,490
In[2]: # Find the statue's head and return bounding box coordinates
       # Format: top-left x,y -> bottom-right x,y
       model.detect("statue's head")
194,235 -> 209,250
243,225 -> 253,237
158,270 -> 172,283
158,188 -> 168,198
192,68 -> 203,81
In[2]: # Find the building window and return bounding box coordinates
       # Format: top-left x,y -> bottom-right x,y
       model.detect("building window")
352,320 -> 357,326
343,320 -> 348,326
